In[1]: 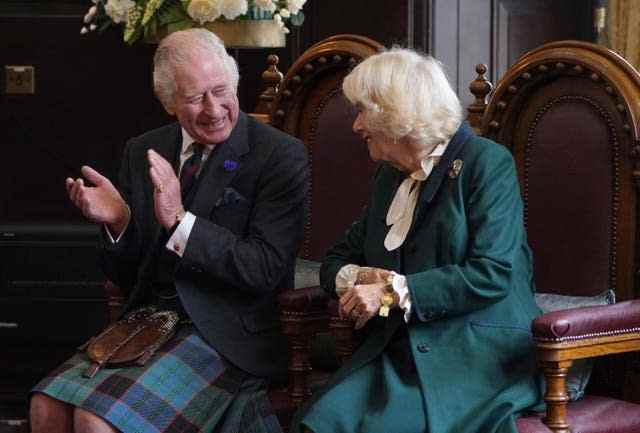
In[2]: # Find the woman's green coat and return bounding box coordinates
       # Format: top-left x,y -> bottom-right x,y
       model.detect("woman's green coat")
296,122 -> 544,433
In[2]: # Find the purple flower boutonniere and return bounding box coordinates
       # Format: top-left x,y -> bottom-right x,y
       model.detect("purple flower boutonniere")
223,160 -> 239,172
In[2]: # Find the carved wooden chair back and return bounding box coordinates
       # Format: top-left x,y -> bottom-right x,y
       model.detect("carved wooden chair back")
250,35 -> 386,426
472,41 -> 640,303
266,34 -> 383,261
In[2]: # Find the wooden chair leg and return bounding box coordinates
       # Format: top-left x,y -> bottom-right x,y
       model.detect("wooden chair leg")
330,316 -> 356,364
541,360 -> 573,433
286,332 -> 313,407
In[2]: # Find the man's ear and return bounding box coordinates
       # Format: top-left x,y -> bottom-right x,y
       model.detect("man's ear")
156,91 -> 176,116
162,102 -> 176,116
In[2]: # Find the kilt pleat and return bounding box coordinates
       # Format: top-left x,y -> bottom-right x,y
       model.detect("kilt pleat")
32,325 -> 282,433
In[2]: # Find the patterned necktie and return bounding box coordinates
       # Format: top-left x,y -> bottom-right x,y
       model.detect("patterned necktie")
179,142 -> 205,198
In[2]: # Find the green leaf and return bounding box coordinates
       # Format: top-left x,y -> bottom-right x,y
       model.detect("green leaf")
290,11 -> 304,26
148,17 -> 158,37
98,20 -> 113,32
125,27 -> 143,44
158,2 -> 187,24
166,19 -> 194,33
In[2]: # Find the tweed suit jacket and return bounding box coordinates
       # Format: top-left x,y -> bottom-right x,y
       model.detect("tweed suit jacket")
100,112 -> 308,384
311,122 -> 544,433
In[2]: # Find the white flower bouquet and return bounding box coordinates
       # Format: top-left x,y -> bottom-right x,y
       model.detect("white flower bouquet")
81,0 -> 307,44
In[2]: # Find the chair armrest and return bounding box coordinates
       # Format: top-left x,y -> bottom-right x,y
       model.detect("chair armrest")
532,300 -> 640,433
278,286 -> 330,314
533,299 -> 640,350
327,300 -> 362,365
278,286 -> 330,407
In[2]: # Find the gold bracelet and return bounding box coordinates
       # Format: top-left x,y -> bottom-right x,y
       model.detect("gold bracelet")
379,292 -> 394,317
378,272 -> 396,317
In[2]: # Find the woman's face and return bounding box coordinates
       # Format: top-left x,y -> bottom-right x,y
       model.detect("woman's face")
352,110 -> 397,164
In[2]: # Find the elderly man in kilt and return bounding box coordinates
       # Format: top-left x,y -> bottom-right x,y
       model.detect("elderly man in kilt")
29,28 -> 308,433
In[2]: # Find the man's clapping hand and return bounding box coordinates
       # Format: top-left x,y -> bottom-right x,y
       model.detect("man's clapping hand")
66,165 -> 130,236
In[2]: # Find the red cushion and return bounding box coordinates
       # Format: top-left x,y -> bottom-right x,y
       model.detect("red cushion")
517,395 -> 640,433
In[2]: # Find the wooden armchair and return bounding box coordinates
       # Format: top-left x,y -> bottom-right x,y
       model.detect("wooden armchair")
271,39 -> 640,433
468,40 -> 640,432
251,34 -> 384,424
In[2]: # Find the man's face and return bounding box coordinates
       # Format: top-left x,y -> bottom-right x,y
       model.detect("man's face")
169,54 -> 239,145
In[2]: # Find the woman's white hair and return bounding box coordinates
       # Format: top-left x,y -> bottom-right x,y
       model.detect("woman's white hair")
343,48 -> 463,150
153,28 -> 240,109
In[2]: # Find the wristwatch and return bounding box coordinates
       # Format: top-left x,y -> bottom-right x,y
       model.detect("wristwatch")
379,273 -> 396,317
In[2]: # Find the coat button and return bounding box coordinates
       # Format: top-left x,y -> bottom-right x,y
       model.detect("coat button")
417,343 -> 430,353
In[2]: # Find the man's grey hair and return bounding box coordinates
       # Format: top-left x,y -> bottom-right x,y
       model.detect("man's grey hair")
153,28 -> 240,109
342,48 -> 463,150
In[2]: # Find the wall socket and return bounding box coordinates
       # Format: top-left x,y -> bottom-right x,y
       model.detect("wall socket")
5,65 -> 35,94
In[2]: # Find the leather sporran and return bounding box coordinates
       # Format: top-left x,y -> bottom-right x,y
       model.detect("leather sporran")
80,306 -> 179,378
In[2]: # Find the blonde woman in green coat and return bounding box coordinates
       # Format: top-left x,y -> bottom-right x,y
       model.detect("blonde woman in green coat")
294,48 -> 544,433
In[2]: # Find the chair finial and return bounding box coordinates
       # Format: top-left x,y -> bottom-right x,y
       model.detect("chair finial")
467,64 -> 493,133
255,54 -> 284,115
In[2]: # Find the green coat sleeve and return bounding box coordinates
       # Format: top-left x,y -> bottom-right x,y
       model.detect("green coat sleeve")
407,144 -> 527,321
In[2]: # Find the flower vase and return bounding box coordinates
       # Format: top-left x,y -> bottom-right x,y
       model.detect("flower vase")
204,20 -> 286,48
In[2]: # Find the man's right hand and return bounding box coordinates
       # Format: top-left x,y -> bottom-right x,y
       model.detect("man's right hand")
66,165 -> 130,236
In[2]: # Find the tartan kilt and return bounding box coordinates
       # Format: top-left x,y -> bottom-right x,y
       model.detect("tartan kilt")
32,325 -> 282,433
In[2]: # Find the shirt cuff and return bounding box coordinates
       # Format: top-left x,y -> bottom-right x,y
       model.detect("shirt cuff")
104,207 -> 131,243
165,211 -> 196,257
392,273 -> 412,323
335,264 -> 360,297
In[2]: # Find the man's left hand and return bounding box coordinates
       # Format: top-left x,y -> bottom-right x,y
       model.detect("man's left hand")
148,149 -> 183,230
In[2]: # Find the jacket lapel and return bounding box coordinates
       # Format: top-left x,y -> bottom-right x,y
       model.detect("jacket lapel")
412,122 -> 474,225
420,121 -> 474,204
188,112 -> 249,218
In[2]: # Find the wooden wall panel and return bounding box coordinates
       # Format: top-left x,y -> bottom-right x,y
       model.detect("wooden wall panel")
301,0 -> 411,49
430,0 -> 594,107
0,12 -> 169,224
492,0 -> 594,81
430,0 -> 493,107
